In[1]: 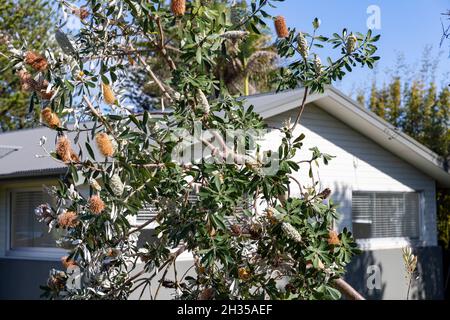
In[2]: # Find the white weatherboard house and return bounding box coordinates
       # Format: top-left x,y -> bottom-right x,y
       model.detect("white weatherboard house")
0,86 -> 448,299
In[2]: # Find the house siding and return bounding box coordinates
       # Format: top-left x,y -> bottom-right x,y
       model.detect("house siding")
264,103 -> 437,246
0,188 -> 6,257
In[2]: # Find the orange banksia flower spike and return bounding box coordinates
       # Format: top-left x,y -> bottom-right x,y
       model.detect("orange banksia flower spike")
274,16 -> 289,38
171,0 -> 186,16
58,210 -> 79,228
56,136 -> 79,163
24,51 -> 48,72
88,195 -> 105,215
41,107 -> 60,128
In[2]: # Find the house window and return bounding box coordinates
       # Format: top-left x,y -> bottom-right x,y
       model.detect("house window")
351,191 -> 420,240
9,189 -> 62,249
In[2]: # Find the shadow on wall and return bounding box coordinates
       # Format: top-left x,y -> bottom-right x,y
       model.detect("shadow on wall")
410,246 -> 444,300
0,258 -> 60,299
344,249 -> 387,300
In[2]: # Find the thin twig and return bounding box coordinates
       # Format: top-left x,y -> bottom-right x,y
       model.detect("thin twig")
291,87 -> 309,131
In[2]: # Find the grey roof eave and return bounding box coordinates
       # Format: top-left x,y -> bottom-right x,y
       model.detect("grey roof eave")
0,167 -> 67,181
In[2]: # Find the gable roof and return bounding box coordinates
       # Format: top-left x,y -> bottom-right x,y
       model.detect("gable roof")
247,86 -> 450,188
1,86 -> 449,187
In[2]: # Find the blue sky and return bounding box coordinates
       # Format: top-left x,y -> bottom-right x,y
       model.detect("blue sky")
263,0 -> 450,98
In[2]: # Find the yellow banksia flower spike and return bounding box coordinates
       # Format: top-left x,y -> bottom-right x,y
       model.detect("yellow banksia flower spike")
102,82 -> 116,105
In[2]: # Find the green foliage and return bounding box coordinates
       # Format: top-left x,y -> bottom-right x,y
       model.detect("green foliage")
0,0 -> 54,131
3,0 -> 378,300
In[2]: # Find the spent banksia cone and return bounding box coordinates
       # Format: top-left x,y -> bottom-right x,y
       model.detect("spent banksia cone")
41,107 -> 60,128
58,210 -> 79,228
95,133 -> 115,157
171,0 -> 186,16
56,136 -> 79,163
274,16 -> 289,38
102,83 -> 116,105
24,51 -> 48,72
88,195 -> 105,215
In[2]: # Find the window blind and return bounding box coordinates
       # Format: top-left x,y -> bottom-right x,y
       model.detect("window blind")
352,191 -> 420,240
10,190 -> 59,248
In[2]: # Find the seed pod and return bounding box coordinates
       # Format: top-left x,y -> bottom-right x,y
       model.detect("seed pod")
297,32 -> 309,59
88,195 -> 105,215
24,51 -> 48,72
95,133 -> 115,157
313,54 -> 322,74
274,16 -> 289,38
102,83 -> 116,105
41,107 -> 60,128
346,33 -> 357,54
171,0 -> 186,16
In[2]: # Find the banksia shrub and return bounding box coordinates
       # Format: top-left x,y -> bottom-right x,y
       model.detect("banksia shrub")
41,107 -> 60,128
24,51 -> 48,72
88,195 -> 105,215
56,136 -> 79,163
61,256 -> 77,269
95,132 -> 115,157
328,230 -> 340,245
171,0 -> 186,16
102,83 -> 116,105
58,211 -> 79,228
274,16 -> 289,38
